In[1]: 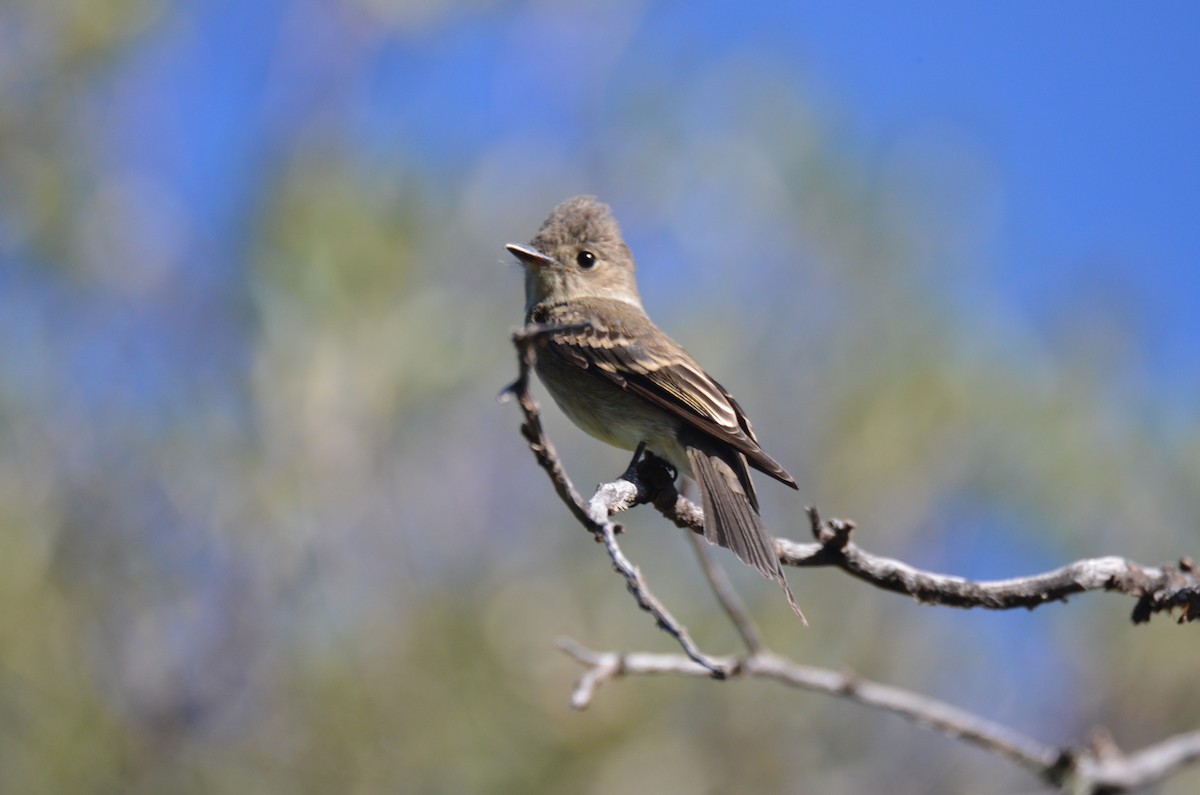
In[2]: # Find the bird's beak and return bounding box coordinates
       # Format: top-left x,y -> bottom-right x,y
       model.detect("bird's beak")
506,243 -> 557,270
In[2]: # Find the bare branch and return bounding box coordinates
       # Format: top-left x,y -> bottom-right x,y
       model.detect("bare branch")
1072,729 -> 1200,792
503,326 -> 727,677
559,640 -> 1200,793
781,507 -> 1200,625
635,468 -> 1199,625
557,639 -> 1060,776
500,324 -> 593,531
598,522 -> 729,677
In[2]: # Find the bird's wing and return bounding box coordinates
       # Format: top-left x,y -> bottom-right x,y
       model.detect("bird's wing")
542,307 -> 798,488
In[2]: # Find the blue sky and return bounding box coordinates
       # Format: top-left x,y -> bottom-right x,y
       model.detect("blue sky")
35,0 -> 1198,413
791,4 -> 1200,381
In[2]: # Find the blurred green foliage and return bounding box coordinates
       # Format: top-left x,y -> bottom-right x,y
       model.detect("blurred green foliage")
0,2 -> 1196,794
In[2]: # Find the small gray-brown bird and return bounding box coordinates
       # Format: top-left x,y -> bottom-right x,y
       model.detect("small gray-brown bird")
507,196 -> 803,618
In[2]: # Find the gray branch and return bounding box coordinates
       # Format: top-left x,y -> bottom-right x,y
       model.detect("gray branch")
504,325 -> 1200,793
557,639 -> 1200,793
776,506 -> 1199,625
639,466 -> 1199,624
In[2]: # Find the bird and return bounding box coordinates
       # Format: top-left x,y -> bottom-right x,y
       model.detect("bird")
507,195 -> 803,618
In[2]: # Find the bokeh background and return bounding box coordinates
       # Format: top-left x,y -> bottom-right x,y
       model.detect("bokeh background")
2,1 -> 1198,793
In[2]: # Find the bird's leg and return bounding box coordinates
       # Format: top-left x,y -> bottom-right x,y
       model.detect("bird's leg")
619,442 -> 647,483
635,449 -> 678,504
617,442 -> 679,508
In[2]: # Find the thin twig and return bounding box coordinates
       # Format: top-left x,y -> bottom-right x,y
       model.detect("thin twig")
684,532 -> 763,653
499,325 -> 592,530
598,523 -> 729,677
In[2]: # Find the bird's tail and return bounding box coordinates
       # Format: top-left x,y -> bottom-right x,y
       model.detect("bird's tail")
686,441 -> 806,624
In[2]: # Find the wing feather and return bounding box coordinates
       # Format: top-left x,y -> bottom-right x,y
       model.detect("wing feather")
536,301 -> 797,488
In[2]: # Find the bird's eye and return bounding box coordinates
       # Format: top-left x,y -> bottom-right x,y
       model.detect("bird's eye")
576,251 -> 597,269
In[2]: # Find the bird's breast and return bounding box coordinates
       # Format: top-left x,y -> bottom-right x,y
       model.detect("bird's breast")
534,349 -> 686,470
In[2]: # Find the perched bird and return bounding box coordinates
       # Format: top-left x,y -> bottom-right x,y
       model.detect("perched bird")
507,195 -> 803,618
